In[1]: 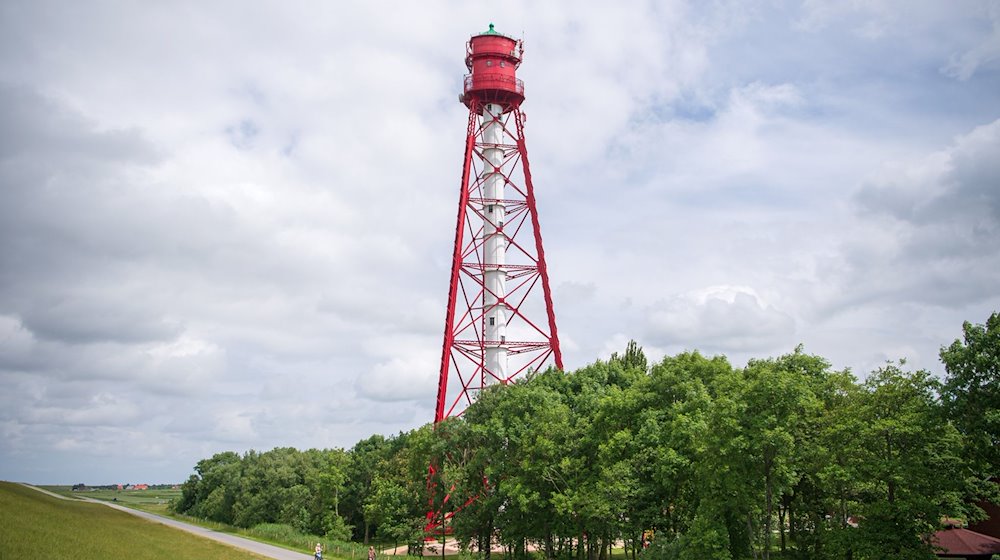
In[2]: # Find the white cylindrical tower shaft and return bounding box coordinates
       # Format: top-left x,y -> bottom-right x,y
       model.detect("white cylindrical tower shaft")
482,103 -> 508,383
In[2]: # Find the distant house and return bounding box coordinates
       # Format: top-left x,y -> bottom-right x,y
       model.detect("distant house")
134,484 -> 149,490
933,520 -> 1000,559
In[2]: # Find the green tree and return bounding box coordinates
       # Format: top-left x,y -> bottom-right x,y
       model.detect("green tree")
344,435 -> 390,542
450,377 -> 571,560
610,340 -> 649,376
621,352 -> 725,548
752,348 -> 842,559
796,368 -> 865,560
851,363 -> 965,560
940,312 -> 1000,472
357,429 -> 425,550
231,448 -> 297,528
299,448 -> 352,538
742,356 -> 819,559
175,451 -> 242,523
679,504 -> 733,560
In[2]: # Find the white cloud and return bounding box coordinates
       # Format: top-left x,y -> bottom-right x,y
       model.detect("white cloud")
357,352 -> 440,403
645,285 -> 796,354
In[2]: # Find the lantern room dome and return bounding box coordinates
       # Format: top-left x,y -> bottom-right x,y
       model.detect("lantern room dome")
461,23 -> 524,111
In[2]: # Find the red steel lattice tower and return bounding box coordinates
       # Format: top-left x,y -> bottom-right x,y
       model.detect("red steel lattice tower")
434,23 -> 563,426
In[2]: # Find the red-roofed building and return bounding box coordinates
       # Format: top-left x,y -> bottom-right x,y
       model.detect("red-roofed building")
933,524 -> 1000,559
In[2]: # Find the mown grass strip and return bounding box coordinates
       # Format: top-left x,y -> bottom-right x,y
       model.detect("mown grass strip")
0,482 -> 271,560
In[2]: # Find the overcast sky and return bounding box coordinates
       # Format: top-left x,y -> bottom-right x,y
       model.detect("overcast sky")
1,1 -> 998,485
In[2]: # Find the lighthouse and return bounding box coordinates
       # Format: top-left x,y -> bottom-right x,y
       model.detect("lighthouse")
434,24 -> 563,423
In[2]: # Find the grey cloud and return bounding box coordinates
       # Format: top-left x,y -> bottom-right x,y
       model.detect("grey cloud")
0,83 -> 158,163
835,119 -> 1000,311
0,86 -> 187,347
942,1 -> 1000,80
948,123 -> 1000,221
22,397 -> 142,428
19,297 -> 182,345
856,121 -> 1000,228
854,118 -> 1000,232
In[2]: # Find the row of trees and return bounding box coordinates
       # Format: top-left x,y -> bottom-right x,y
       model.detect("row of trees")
172,447 -> 352,539
175,312 -> 1000,560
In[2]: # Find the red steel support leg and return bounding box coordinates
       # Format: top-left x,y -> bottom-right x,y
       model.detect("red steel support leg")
515,109 -> 563,370
435,109 -> 479,423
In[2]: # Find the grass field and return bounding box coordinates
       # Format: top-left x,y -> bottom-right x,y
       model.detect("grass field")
29,484 -> 377,559
41,485 -> 180,515
0,482 -> 271,560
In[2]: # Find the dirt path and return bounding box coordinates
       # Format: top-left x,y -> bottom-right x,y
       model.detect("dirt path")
383,539 -> 464,556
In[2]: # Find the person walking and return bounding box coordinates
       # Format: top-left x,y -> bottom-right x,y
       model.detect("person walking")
368,545 -> 376,560
315,543 -> 324,560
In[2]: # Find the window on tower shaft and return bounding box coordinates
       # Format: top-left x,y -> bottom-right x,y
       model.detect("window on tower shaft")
489,317 -> 495,326
488,204 -> 494,213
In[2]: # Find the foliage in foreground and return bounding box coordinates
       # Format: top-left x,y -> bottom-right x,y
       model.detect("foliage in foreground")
175,312 -> 1000,560
0,481 -> 267,560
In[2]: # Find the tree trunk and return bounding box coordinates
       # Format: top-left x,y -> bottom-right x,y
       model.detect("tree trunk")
364,522 -> 370,545
778,493 -> 788,553
789,498 -> 796,552
439,509 -> 446,560
764,455 -> 773,560
886,432 -> 895,504
747,514 -> 759,560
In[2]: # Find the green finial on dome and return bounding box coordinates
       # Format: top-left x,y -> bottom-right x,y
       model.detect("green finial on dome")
485,22 -> 498,35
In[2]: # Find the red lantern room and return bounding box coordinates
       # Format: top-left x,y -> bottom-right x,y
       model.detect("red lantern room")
461,23 -> 524,111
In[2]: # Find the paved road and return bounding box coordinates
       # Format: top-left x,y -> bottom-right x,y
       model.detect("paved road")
21,484 -> 312,560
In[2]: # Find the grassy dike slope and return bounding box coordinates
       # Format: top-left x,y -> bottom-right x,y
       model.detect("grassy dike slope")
0,482 -> 269,560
